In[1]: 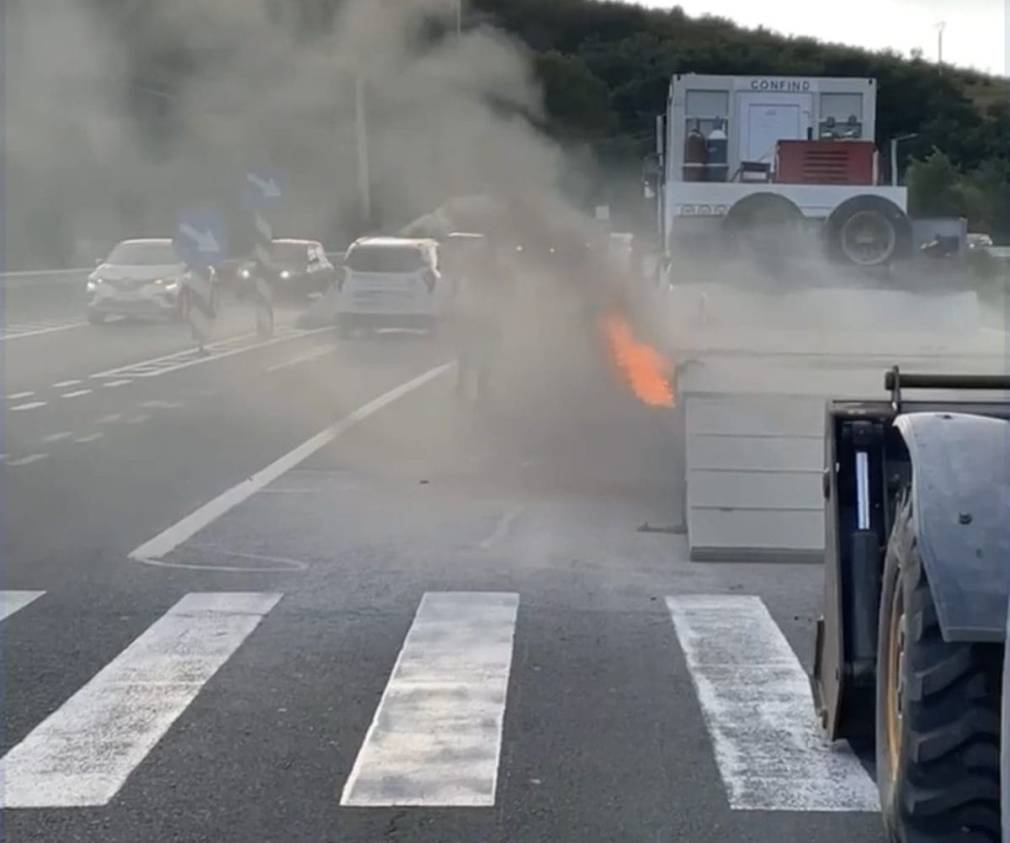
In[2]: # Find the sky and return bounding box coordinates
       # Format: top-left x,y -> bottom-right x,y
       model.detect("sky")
626,0 -> 1008,75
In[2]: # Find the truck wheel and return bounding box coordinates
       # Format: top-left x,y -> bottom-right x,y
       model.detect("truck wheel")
724,193 -> 804,257
876,496 -> 1001,842
828,196 -> 911,267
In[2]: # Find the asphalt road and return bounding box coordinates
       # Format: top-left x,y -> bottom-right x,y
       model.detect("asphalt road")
1,280 -> 887,842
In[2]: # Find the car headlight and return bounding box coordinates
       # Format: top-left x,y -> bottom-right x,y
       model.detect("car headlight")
162,280 -> 180,292
240,268 -> 252,280
86,279 -> 99,292
279,270 -> 292,280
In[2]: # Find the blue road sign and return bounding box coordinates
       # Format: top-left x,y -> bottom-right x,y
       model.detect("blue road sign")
175,209 -> 228,269
245,169 -> 283,211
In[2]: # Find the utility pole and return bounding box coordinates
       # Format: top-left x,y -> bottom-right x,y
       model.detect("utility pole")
936,21 -> 946,73
456,0 -> 463,37
355,74 -> 371,226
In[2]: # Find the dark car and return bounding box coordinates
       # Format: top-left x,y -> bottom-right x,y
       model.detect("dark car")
238,239 -> 336,300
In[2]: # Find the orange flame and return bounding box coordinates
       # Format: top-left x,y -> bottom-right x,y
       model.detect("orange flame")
602,314 -> 676,408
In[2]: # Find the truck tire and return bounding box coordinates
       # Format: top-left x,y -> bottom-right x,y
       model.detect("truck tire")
724,193 -> 804,256
828,196 -> 911,267
876,495 -> 1001,842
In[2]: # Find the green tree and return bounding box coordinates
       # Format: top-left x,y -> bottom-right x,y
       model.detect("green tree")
534,50 -> 616,138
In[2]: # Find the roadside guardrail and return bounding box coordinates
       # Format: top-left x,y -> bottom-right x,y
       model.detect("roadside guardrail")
1,268 -> 91,290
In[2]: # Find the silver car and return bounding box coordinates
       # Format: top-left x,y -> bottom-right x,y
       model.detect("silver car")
87,239 -> 216,323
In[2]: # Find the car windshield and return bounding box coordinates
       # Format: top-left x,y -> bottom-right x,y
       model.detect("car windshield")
271,242 -> 308,264
106,242 -> 178,265
347,245 -> 426,273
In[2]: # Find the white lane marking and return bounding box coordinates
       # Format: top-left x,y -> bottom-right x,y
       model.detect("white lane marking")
125,414 -> 151,425
138,549 -> 310,574
7,454 -> 49,467
74,433 -> 104,444
139,400 -> 184,410
9,401 -> 47,412
61,389 -> 93,399
265,343 -> 336,373
130,363 -> 452,562
1,321 -> 87,341
97,414 -> 124,424
6,391 -> 35,400
479,507 -> 525,550
92,326 -> 330,381
43,432 -> 74,443
53,380 -> 82,388
0,592 -> 282,808
0,591 -> 45,622
102,380 -> 132,389
666,595 -> 878,812
341,592 -> 519,807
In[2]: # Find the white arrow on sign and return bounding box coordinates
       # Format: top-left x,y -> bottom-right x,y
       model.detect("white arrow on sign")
179,223 -> 221,255
248,173 -> 282,199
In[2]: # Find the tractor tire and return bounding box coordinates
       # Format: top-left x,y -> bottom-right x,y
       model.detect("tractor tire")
875,495 -> 1001,842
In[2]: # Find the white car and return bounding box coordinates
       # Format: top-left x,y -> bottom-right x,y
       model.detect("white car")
87,239 -> 216,323
335,237 -> 444,334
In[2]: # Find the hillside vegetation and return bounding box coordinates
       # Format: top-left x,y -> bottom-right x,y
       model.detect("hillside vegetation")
473,0 -> 1010,238
9,0 -> 1010,269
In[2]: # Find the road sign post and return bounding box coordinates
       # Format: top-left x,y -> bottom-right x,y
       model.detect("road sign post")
175,209 -> 227,352
245,170 -> 283,339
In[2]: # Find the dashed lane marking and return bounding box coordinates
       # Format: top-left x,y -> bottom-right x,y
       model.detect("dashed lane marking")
6,392 -> 35,401
53,380 -> 83,388
341,592 -> 519,807
91,326 -> 330,382
139,400 -> 185,410
0,592 -> 283,808
42,432 -> 74,443
265,343 -> 337,373
667,595 -> 879,812
479,507 -> 525,550
124,414 -> 151,425
130,363 -> 453,563
74,433 -> 104,444
102,380 -> 132,389
9,402 -> 47,412
61,389 -> 93,399
0,321 -> 88,341
6,454 -> 49,467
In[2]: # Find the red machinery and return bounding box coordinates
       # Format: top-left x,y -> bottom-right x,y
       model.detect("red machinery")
776,140 -> 876,186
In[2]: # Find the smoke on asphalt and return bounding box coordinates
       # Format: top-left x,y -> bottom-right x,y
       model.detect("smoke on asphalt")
7,0 -> 632,470
7,0 -> 600,261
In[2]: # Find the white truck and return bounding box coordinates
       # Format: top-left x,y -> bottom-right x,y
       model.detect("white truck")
658,74 -> 911,267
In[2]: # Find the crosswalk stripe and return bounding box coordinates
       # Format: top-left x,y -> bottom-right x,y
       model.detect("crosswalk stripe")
341,592 -> 519,807
0,591 -> 45,622
666,595 -> 879,812
0,592 -> 282,808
